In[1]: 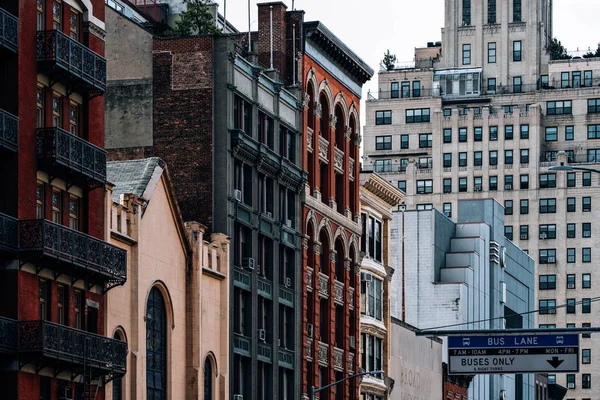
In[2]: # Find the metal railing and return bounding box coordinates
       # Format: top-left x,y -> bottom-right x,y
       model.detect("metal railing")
0,212 -> 18,253
0,8 -> 18,52
19,219 -> 127,283
37,127 -> 107,184
37,30 -> 107,92
318,272 -> 329,298
0,108 -> 18,152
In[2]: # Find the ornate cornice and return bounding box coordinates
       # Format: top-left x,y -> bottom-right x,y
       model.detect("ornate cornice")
361,173 -> 405,208
84,21 -> 106,40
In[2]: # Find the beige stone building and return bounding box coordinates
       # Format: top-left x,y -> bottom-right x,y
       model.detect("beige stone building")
104,158 -> 230,400
359,173 -> 404,400
364,0 -> 600,398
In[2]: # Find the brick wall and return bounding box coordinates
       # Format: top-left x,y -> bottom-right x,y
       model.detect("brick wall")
257,2 -> 288,78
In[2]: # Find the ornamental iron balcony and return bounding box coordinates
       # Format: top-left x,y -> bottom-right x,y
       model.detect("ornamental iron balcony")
306,267 -> 313,291
333,347 -> 344,371
37,30 -> 107,94
0,316 -> 17,354
18,320 -> 126,377
19,219 -> 126,291
0,8 -> 18,53
348,351 -> 355,373
0,212 -> 18,254
318,272 -> 329,298
317,341 -> 328,367
37,127 -> 107,188
0,108 -> 18,152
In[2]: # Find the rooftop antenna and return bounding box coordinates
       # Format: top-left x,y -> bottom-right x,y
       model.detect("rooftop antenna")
292,23 -> 296,85
223,0 -> 226,32
247,0 -> 251,52
292,0 -> 295,10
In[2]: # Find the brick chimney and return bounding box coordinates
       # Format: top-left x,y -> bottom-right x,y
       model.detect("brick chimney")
257,2 -> 288,79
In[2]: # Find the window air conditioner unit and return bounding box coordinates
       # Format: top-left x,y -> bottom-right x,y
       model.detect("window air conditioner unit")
59,388 -> 74,400
307,323 -> 314,338
540,233 -> 547,240
286,219 -> 293,228
567,383 -> 575,389
349,335 -> 356,349
567,283 -> 575,289
286,278 -> 292,288
505,184 -> 512,190
548,257 -> 556,263
234,189 -> 242,202
361,273 -> 372,282
258,329 -> 266,342
234,395 -> 244,400
266,211 -> 273,219
474,185 -> 482,192
242,257 -> 255,270
520,234 -> 528,240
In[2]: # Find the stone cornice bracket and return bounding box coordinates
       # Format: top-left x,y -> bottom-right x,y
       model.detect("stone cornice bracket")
302,92 -> 311,109
345,126 -> 352,140
227,51 -> 237,63
354,262 -> 361,275
83,21 -> 106,40
314,103 -> 323,118
355,132 -> 362,147
330,114 -> 337,129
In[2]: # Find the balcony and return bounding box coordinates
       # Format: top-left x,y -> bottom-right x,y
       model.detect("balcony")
317,341 -> 328,366
0,108 -> 18,152
306,337 -> 313,361
319,137 -> 329,163
36,30 -> 107,94
333,347 -> 344,371
233,267 -> 251,291
348,352 -> 355,373
279,348 -> 294,369
318,272 -> 329,298
348,286 -> 355,310
0,213 -> 18,255
233,333 -> 251,357
257,277 -> 272,299
257,342 -> 272,363
334,147 -> 344,174
0,316 -> 17,354
37,127 -> 107,188
306,267 -> 313,291
19,321 -> 126,377
279,285 -> 294,307
0,8 -> 18,53
333,280 -> 344,305
18,219 -> 126,292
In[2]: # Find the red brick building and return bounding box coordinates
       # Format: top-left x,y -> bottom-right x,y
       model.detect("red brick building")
0,0 -> 127,398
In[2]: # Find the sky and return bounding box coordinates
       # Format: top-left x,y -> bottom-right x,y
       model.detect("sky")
214,0 -> 600,116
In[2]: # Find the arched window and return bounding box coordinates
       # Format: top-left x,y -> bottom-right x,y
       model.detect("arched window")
204,357 -> 213,400
112,330 -> 126,400
147,287 -> 167,400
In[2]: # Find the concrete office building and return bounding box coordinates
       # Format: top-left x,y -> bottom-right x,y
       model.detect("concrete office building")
364,0 -> 600,396
390,199 -> 535,400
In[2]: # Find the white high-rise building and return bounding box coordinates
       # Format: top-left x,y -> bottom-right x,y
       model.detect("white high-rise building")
364,0 -> 600,398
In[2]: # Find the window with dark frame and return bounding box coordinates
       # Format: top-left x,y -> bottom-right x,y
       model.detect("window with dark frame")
400,134 -> 409,149
488,0 -> 496,23
443,128 -> 452,143
513,0 -> 522,22
513,41 -> 522,61
463,44 -> 471,65
390,82 -> 399,99
375,110 -> 392,125
520,199 -> 529,215
375,136 -> 392,150
539,275 -> 556,290
463,0 -> 471,25
488,42 -> 496,63
504,200 -> 513,215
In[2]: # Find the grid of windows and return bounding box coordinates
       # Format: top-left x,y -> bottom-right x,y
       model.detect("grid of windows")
539,275 -> 556,290
405,108 -> 430,123
547,100 -> 572,115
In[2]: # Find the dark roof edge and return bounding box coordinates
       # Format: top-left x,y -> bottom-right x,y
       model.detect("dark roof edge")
391,317 -> 443,344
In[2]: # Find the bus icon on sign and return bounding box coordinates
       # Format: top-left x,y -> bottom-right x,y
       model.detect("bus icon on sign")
556,336 -> 564,345
463,338 -> 470,346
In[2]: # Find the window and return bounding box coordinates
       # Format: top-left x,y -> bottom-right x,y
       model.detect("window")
417,180 -> 433,194
51,189 -> 61,223
583,374 -> 591,390
547,375 -> 556,384
36,182 -> 45,219
462,44 -> 471,65
561,72 -> 570,88
361,333 -> 383,374
74,290 -> 83,329
505,150 -> 513,165
566,299 -> 576,314
567,248 -> 576,263
37,85 -> 44,128
376,136 -> 392,150
234,95 -> 252,134
513,76 -> 522,93
374,160 -> 392,173
567,223 -> 576,238
52,94 -> 62,128
390,82 -> 399,99
583,323 -> 592,338
418,157 -> 432,169
513,0 -> 521,21
504,200 -> 513,215
459,152 -> 467,167
583,172 -> 592,186
419,133 -> 432,148
567,197 -> 576,212
488,78 -> 496,93
416,204 -> 433,210
539,299 -> 556,315
443,108 -> 452,117
39,279 -> 49,320
487,0 -> 496,23
566,374 -> 575,389
520,225 -> 529,240
489,176 -> 498,191
513,41 -> 522,61
544,127 -> 557,141
57,284 -> 66,325
567,274 -> 575,289
487,42 -> 496,63
474,127 -> 483,141
539,173 -> 556,188
582,298 -> 591,314
413,81 -> 421,97
489,151 -> 498,165
565,125 -> 574,140
401,81 -> 410,98
147,287 -> 167,400
588,124 -> 600,139
583,274 -> 591,289
504,226 -> 513,240
587,149 -> 600,163
400,134 -> 409,149
588,98 -> 600,114
69,8 -> 79,40
37,0 -> 45,30
539,249 -> 556,264
583,248 -> 591,263
53,0 -> 62,30
463,0 -> 471,25
459,178 -> 467,192
539,275 -> 556,290
520,200 -> 529,215
520,124 -> 529,139
505,175 -> 513,189
539,324 -> 556,329
474,152 -> 483,166
547,100 -> 572,115
375,110 -> 392,125
400,158 -> 408,172
405,108 -> 430,123
68,101 -> 80,136
443,153 -> 452,168
520,174 -> 528,189
203,358 -> 213,400
572,71 -> 582,88
567,172 -> 576,187
583,197 -> 591,212
539,224 -> 556,239
489,126 -> 498,141
474,176 -> 482,190
68,195 -> 79,230
443,203 -> 452,217
443,178 -> 452,193
540,74 -> 549,88
505,125 -> 514,140
582,349 -> 591,364
443,128 -> 452,143
398,181 -> 406,192
520,149 -> 529,164
459,128 -> 467,142
582,223 -> 591,238
539,198 -> 556,213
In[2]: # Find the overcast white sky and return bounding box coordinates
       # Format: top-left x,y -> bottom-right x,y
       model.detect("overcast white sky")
215,0 -> 600,112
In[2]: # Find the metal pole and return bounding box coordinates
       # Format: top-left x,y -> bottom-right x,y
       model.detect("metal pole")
292,23 -> 296,85
311,370 -> 384,398
247,0 -> 251,52
269,6 -> 274,69
310,385 -> 315,400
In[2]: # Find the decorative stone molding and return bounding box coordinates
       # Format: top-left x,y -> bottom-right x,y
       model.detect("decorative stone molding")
355,132 -> 362,147
345,259 -> 352,271
509,21 -> 527,33
330,249 -> 337,262
333,347 -> 344,371
302,92 -> 311,109
330,114 -> 337,129
348,352 -> 355,373
306,267 -> 313,290
329,198 -> 337,210
83,21 -> 106,40
317,341 -> 329,366
318,137 -> 329,163
354,262 -> 361,275
314,103 -> 323,119
333,280 -> 344,305
301,235 -> 309,249
457,26 -> 476,36
318,272 -> 329,298
345,126 -> 352,140
307,129 -> 313,152
314,241 -> 321,255
334,147 -> 344,173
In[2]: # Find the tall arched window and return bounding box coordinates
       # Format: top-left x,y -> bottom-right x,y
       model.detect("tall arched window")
147,287 -> 167,400
112,330 -> 126,400
204,357 -> 213,400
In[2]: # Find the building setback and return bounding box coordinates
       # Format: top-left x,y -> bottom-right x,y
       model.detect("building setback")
391,199 -> 535,399
0,0 -> 128,398
364,0 -> 600,396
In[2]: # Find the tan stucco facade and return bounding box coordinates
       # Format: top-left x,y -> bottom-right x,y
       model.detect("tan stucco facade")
105,169 -> 230,400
